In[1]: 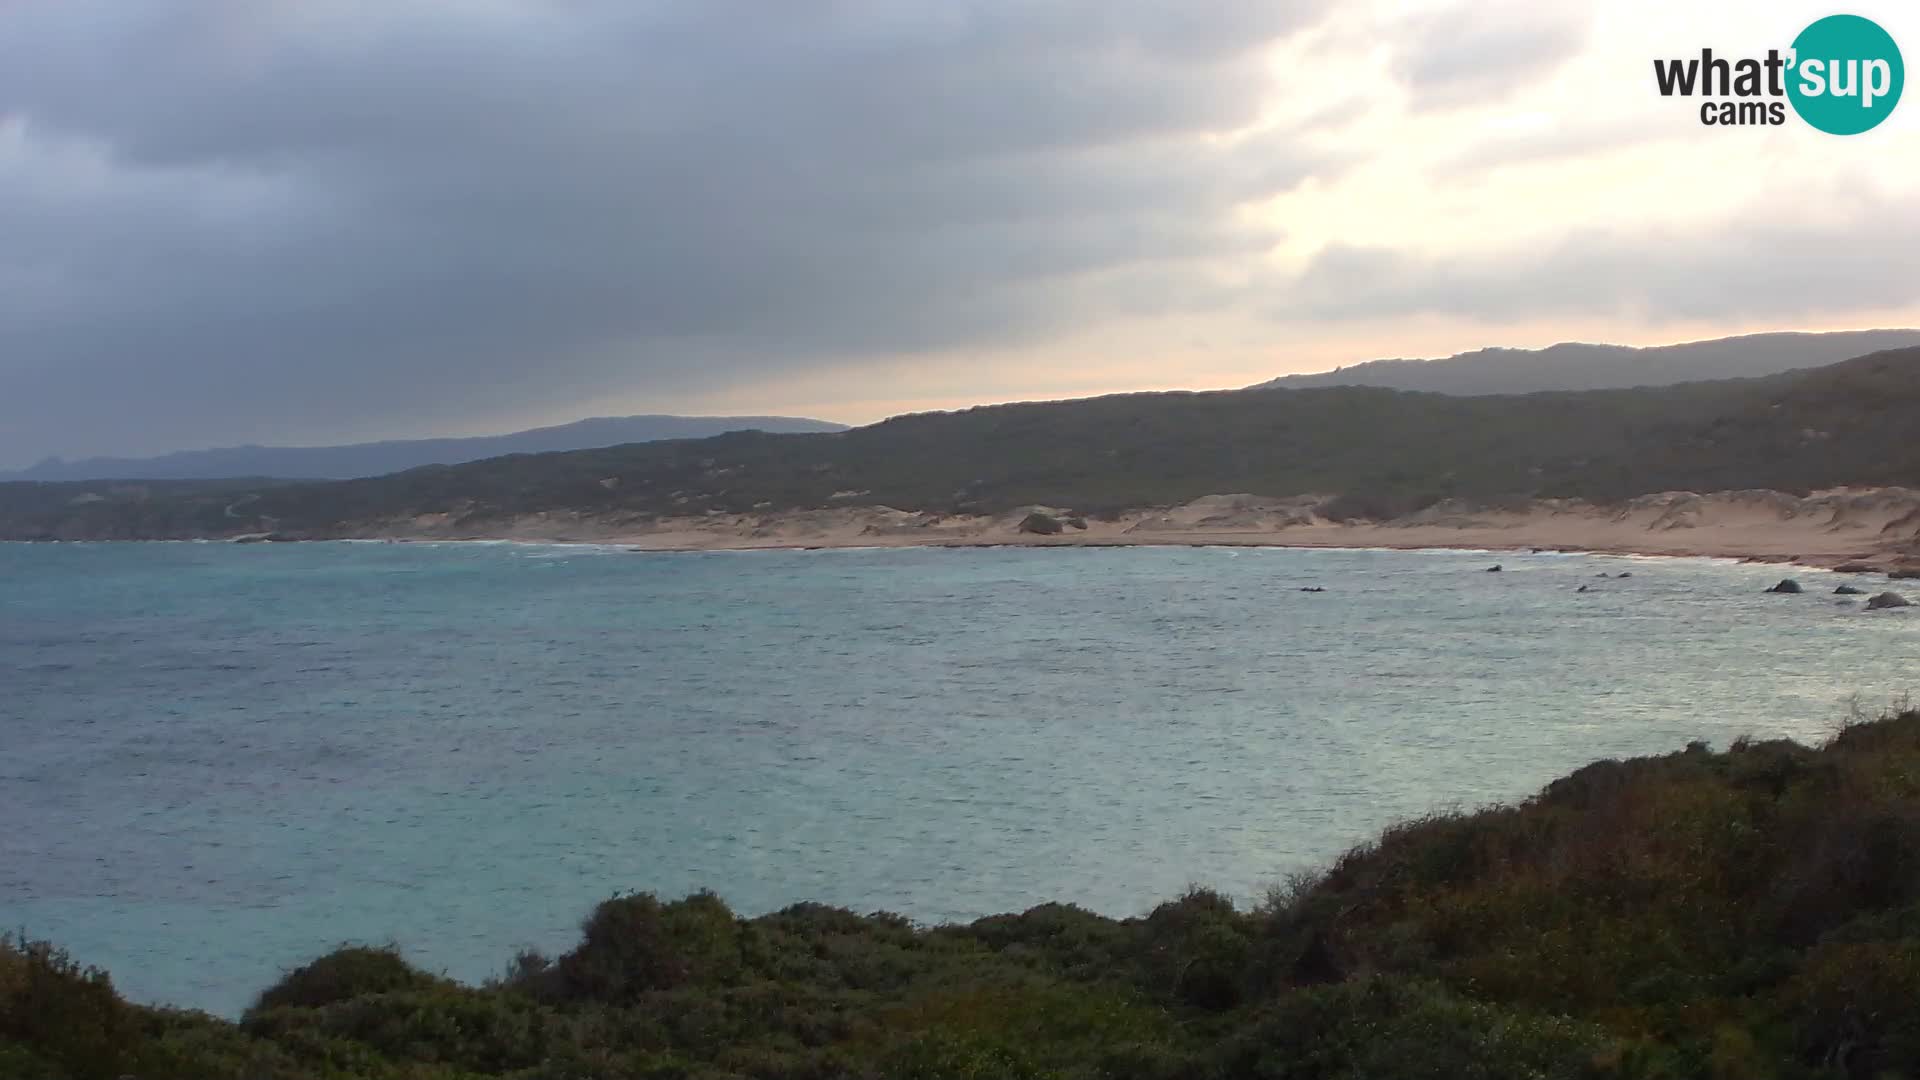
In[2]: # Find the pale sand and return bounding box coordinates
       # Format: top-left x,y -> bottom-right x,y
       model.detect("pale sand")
373,488 -> 1920,575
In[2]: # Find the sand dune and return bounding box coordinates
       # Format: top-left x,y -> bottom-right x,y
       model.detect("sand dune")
376,488 -> 1920,574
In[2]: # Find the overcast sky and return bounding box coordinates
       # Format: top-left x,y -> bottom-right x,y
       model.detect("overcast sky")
3,0 -> 1918,466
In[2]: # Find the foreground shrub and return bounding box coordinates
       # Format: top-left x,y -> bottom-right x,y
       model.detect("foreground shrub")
0,935 -> 140,1080
1783,937 -> 1920,1077
541,890 -> 745,1003
951,902 -> 1130,980
1217,977 -> 1615,1080
882,1028 -> 1055,1080
249,943 -> 443,1014
1135,887 -> 1253,1010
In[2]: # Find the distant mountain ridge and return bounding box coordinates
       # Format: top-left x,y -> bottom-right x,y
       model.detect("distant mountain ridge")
8,345 -> 1920,542
2,414 -> 849,482
1249,330 -> 1920,395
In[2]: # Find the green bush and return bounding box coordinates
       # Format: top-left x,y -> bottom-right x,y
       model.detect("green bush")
881,1029 -> 1055,1080
1781,938 -> 1920,1076
1217,977 -> 1614,1080
246,985 -> 555,1073
951,902 -> 1130,979
0,935 -> 140,1080
545,891 -> 745,1003
1135,887 -> 1253,1009
250,943 -> 443,1013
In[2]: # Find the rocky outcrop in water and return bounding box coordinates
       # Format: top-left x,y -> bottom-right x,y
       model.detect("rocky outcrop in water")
1867,592 -> 1912,610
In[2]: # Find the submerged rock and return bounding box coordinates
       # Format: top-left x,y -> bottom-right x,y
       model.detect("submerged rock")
1766,579 -> 1803,594
1485,564 -> 1503,573
1835,585 -> 1867,596
1867,592 -> 1912,610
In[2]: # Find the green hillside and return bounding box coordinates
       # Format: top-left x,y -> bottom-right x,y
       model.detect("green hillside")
4,348 -> 1918,540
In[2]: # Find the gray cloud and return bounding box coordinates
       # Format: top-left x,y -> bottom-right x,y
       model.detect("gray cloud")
1388,2 -> 1590,109
1273,197 -> 1920,324
0,0 -> 1336,465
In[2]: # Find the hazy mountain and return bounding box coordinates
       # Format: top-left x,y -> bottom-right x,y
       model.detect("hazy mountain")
1248,330 -> 1920,395
9,346 -> 1920,540
2,414 -> 849,482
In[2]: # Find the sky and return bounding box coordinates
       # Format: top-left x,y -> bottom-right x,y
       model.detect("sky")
3,0 -> 1918,467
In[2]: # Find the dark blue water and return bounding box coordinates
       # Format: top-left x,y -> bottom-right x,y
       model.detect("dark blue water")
2,540 -> 1913,1015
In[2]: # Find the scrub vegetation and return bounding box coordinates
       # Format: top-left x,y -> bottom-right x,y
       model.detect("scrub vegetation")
8,708 -> 1920,1078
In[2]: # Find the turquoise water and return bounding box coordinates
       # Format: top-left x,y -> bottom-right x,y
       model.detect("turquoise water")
2,540 -> 1914,1016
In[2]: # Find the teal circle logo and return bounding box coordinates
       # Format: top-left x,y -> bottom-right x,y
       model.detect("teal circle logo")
1788,14 -> 1904,134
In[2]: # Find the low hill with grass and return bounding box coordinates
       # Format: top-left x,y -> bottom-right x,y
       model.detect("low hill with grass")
4,348 -> 1920,540
1,415 -> 850,483
1247,329 -> 1920,395
7,709 -> 1920,1079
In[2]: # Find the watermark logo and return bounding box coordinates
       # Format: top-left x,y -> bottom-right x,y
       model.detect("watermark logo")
1789,14 -> 1904,133
1654,13 -> 1903,134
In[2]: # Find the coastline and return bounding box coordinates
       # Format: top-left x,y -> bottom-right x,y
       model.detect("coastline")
358,488 -> 1920,577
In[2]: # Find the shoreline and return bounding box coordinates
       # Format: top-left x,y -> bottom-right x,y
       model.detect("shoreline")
350,488 -> 1920,578
18,487 -> 1920,579
419,533 -> 1866,571
63,533 -> 1861,576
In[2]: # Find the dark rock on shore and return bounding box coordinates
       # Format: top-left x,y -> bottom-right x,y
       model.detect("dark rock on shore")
1018,512 -> 1064,536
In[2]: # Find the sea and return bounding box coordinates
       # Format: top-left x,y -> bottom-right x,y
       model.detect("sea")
2,540 -> 1914,1016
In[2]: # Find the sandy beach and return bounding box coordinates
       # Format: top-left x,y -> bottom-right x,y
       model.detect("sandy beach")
373,487 -> 1920,575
